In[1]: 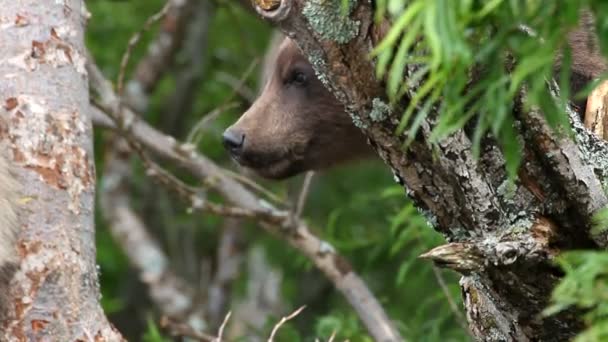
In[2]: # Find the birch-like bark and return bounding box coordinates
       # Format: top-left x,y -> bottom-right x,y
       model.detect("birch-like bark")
0,1 -> 121,340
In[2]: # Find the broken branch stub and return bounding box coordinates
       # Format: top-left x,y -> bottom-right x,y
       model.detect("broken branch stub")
254,0 -> 292,21
255,0 -> 281,11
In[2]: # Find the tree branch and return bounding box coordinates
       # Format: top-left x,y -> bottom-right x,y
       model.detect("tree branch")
99,139 -> 208,331
125,0 -> 200,112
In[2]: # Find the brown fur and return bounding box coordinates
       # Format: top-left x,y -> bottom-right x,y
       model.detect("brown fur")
558,11 -> 607,109
224,13 -> 606,180
224,37 -> 371,179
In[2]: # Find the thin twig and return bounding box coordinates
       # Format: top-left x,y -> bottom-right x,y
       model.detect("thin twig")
216,71 -> 256,103
162,0 -> 213,133
161,316 -> 216,342
223,168 -> 286,205
267,306 -> 306,342
222,57 -> 259,105
125,0 -> 197,112
431,265 -> 469,333
185,57 -> 260,144
187,102 -> 241,144
213,311 -> 232,342
117,2 -> 172,97
295,171 -> 315,219
213,0 -> 258,55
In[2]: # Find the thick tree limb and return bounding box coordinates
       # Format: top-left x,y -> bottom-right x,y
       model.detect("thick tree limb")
252,0 -> 608,340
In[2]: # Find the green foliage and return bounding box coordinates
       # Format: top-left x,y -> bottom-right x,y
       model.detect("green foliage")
143,316 -> 171,342
545,251 -> 608,342
591,207 -> 608,235
86,0 -> 165,79
305,168 -> 465,340
544,208 -> 608,341
316,313 -> 373,341
373,0 -> 608,178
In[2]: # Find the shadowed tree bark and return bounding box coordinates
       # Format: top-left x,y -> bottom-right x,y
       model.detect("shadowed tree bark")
0,1 -> 122,340
252,0 -> 608,341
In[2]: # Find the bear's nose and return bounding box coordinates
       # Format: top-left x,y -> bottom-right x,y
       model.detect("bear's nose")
222,129 -> 245,156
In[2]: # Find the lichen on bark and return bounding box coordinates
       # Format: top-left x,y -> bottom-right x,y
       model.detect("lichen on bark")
302,0 -> 360,44
369,98 -> 391,122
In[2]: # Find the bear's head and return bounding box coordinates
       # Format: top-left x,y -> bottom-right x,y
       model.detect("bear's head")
222,37 -> 371,179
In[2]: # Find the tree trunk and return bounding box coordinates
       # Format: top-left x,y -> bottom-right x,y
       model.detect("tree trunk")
253,1 -> 608,341
0,1 -> 122,340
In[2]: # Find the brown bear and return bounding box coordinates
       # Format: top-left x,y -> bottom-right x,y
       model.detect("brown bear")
222,35 -> 372,179
223,20 -> 606,180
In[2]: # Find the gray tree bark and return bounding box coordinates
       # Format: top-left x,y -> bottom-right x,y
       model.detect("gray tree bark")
0,1 -> 122,340
252,0 -> 608,341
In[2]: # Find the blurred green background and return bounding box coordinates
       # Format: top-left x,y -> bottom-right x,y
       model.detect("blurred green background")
87,0 -> 468,340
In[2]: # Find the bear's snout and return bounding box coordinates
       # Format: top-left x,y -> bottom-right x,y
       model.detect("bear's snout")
222,128 -> 245,157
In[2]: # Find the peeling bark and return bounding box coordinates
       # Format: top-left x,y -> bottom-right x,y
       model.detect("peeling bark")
252,0 -> 608,340
0,1 -> 122,340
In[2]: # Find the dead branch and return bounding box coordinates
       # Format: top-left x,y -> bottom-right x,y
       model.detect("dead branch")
117,2 -> 172,97
186,57 -> 259,144
215,71 -> 257,104
229,247 -> 284,339
207,220 -> 244,327
100,139 -> 208,331
161,316 -> 216,342
186,102 -> 241,144
431,266 -> 469,334
214,311 -> 232,342
294,171 -> 315,219
125,0 -> 200,112
163,0 -> 214,134
268,306 -> 306,342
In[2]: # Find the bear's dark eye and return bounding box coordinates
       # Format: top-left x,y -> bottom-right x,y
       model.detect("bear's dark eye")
286,70 -> 307,86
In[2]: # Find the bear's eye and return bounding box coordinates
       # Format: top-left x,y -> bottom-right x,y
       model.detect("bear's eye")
287,70 -> 307,86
